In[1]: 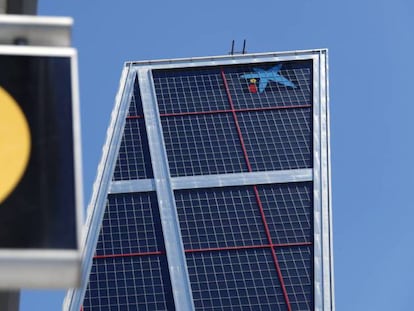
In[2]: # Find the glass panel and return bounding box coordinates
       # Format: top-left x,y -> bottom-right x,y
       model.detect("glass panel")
259,182 -> 313,244
278,246 -> 313,311
95,192 -> 163,256
186,249 -> 286,310
238,109 -> 312,171
153,67 -> 228,114
162,113 -> 247,177
175,186 -> 267,250
113,78 -> 153,181
83,255 -> 174,311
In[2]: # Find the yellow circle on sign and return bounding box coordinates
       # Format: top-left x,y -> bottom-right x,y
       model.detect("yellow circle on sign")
0,87 -> 31,204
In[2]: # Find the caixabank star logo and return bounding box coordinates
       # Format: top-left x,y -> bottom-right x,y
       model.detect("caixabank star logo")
0,87 -> 31,203
241,64 -> 296,93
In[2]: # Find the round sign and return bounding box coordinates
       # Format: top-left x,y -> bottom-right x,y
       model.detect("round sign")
0,87 -> 31,203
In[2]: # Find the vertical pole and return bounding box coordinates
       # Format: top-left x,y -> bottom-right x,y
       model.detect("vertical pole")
5,0 -> 37,15
0,292 -> 20,310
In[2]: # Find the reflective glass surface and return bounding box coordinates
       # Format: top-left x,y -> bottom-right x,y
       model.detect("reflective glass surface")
152,61 -> 312,177
83,59 -> 316,311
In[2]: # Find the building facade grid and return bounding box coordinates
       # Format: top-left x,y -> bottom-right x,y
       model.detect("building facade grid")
64,50 -> 333,311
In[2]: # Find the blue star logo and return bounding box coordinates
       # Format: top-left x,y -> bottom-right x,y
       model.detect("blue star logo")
240,64 -> 296,93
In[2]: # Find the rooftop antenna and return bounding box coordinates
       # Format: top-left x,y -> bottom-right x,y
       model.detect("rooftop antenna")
229,40 -> 235,55
242,39 -> 247,54
229,40 -> 247,55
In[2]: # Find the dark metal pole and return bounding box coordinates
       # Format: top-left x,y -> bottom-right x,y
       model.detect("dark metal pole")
6,0 -> 37,14
0,292 -> 20,310
242,39 -> 247,54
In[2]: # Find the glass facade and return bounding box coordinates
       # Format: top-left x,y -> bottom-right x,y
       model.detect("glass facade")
65,50 -> 333,311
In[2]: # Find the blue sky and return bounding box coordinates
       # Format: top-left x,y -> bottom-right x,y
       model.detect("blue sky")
20,0 -> 413,310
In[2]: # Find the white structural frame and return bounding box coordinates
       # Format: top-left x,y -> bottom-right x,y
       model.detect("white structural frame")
0,45 -> 83,289
64,49 -> 333,311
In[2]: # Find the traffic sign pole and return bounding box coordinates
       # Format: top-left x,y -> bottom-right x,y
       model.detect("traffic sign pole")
0,292 -> 19,311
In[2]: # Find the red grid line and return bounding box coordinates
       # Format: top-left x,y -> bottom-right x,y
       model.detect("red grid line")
125,104 -> 311,120
220,67 -> 293,311
220,69 -> 253,173
126,115 -> 144,119
93,242 -> 312,260
184,242 -> 312,254
161,109 -> 233,118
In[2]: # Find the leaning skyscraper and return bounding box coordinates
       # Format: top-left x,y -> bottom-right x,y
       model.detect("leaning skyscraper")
65,49 -> 334,311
